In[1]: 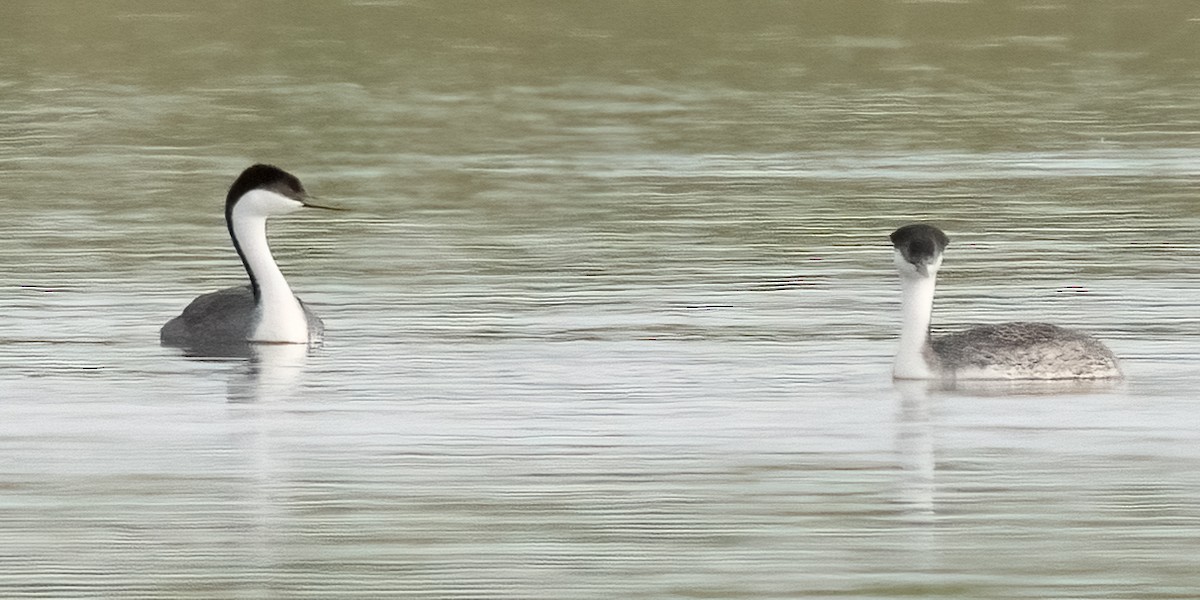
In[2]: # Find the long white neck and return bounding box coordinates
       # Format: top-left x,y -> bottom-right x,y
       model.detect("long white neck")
231,200 -> 309,344
894,268 -> 938,380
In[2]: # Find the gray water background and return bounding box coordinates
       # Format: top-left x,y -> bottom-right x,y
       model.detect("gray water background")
2,1 -> 1200,598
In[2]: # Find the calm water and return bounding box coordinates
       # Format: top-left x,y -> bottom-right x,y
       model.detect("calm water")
2,1 -> 1200,598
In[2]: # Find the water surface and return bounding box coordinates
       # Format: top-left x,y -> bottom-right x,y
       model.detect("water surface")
2,1 -> 1200,598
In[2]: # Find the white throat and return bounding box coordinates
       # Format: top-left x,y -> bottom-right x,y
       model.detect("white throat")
893,251 -> 940,379
231,190 -> 309,344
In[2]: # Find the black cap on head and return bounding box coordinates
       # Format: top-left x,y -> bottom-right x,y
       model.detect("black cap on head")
225,164 -> 307,209
890,223 -> 949,267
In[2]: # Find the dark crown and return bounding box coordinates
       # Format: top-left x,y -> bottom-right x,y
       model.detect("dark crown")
225,164 -> 306,209
890,223 -> 949,265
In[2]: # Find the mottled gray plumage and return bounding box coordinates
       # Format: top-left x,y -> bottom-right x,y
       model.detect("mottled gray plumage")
160,285 -> 323,351
930,322 -> 1120,380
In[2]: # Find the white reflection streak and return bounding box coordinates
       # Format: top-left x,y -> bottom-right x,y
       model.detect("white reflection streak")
228,343 -> 310,403
242,400 -> 278,597
228,343 -> 311,593
894,380 -> 935,522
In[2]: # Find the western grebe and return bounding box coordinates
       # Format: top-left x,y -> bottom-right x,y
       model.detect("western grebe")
890,223 -> 1121,381
161,164 -> 334,350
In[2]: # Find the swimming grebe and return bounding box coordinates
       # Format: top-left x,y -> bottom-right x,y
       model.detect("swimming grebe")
161,164 -> 332,350
890,223 -> 1121,380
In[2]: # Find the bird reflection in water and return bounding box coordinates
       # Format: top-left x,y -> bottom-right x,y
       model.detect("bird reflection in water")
227,343 -> 311,403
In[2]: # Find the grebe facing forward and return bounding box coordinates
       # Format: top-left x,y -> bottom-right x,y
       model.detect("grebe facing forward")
161,164 -> 333,350
890,223 -> 1121,381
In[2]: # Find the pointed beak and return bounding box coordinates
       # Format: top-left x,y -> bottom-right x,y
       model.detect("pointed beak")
914,263 -> 928,277
300,194 -> 348,211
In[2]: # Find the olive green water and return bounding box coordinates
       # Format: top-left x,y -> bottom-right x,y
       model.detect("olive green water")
2,1 -> 1200,598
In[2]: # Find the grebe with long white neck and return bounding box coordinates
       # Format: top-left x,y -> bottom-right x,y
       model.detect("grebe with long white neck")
890,223 -> 1121,381
161,164 -> 334,350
